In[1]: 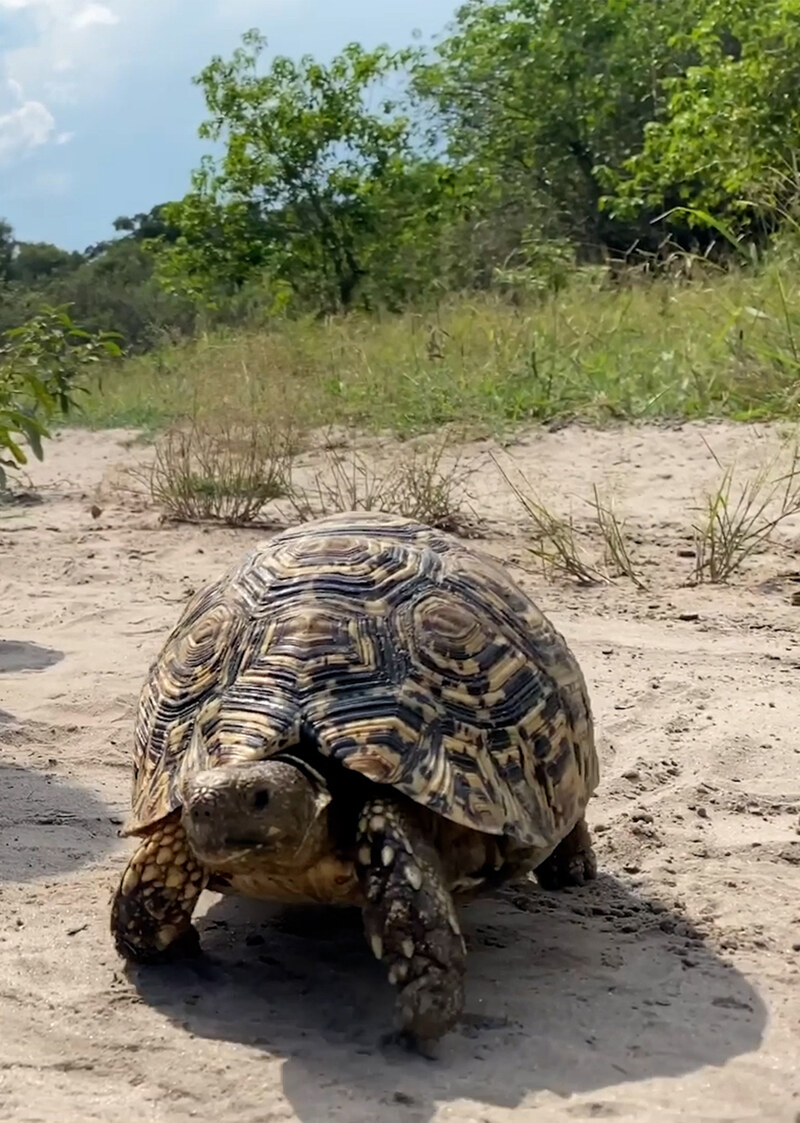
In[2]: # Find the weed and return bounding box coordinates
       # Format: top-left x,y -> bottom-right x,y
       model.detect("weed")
491,453 -> 606,585
148,416 -> 295,526
285,434 -> 475,533
691,439 -> 800,582
590,484 -> 647,588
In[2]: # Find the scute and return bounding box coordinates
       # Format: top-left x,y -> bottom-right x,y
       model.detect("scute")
126,510 -> 598,849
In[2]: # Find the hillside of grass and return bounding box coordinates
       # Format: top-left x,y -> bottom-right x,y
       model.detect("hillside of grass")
77,259 -> 800,437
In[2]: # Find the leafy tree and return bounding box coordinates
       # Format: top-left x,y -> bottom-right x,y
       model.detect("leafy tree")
8,242 -> 83,285
610,0 -> 800,236
156,31 -> 454,312
46,239 -> 197,351
413,0 -> 705,257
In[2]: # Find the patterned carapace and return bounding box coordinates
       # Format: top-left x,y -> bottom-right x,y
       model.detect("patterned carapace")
126,511 -> 599,850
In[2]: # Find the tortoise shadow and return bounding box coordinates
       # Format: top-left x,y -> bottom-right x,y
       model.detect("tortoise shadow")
0,639 -> 63,674
0,762 -> 117,882
128,873 -> 766,1121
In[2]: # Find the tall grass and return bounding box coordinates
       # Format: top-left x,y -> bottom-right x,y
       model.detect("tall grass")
77,255 -> 800,435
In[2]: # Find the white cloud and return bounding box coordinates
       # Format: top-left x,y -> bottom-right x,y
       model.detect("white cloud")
0,0 -> 124,160
0,0 -> 289,166
72,2 -> 118,28
0,80 -> 55,162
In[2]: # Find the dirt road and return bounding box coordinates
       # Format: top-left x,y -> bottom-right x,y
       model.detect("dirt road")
1,422 -> 797,1122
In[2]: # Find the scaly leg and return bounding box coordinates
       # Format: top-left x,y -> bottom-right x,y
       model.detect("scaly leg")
111,812 -> 208,962
534,816 -> 597,891
355,797 -> 466,1054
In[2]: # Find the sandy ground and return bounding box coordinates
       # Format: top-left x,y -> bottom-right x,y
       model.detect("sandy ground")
0,421 -> 798,1123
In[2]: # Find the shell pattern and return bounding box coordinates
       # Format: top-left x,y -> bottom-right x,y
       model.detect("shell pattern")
128,512 -> 599,849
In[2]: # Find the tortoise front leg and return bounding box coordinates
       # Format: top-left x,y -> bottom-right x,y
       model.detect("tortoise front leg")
355,797 -> 467,1054
534,816 -> 597,891
111,811 -> 208,962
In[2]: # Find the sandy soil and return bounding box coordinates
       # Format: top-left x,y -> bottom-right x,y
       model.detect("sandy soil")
1,421 -> 798,1123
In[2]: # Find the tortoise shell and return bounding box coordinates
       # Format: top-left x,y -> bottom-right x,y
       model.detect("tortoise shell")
126,511 -> 598,849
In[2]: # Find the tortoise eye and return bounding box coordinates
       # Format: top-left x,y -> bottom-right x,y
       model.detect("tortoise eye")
253,790 -> 270,811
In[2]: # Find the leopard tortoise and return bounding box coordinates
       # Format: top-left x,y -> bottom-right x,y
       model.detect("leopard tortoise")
111,510 -> 599,1050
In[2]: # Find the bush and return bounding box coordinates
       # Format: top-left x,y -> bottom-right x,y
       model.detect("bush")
0,305 -> 121,487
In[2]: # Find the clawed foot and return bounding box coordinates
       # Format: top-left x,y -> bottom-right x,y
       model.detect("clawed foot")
113,920 -> 203,965
534,818 -> 597,891
357,797 -> 467,1053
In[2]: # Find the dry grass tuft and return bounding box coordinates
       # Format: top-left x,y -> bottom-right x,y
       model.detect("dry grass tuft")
286,433 -> 476,533
148,415 -> 296,526
492,452 -> 606,584
589,484 -> 647,588
691,438 -> 800,583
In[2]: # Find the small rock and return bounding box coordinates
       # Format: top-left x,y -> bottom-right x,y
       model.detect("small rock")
90,504 -> 102,519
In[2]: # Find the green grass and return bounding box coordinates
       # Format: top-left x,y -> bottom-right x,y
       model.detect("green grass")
74,256 -> 800,436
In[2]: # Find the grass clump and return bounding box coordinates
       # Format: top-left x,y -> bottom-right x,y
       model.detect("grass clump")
287,434 -> 475,533
691,439 -> 800,583
492,453 -> 606,585
148,414 -> 295,526
590,485 -> 647,588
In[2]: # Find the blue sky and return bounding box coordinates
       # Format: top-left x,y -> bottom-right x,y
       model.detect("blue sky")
0,0 -> 458,252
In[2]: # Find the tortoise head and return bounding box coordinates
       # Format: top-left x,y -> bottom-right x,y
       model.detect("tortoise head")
178,757 -> 332,870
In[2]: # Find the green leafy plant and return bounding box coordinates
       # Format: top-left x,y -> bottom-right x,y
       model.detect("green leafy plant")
0,304 -> 121,487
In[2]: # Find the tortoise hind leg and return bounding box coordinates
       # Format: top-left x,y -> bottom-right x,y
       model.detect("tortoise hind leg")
111,811 -> 208,962
355,797 -> 466,1055
534,816 -> 597,891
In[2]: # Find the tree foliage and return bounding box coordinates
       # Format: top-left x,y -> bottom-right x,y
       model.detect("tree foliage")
4,4 -> 800,336
413,0 -> 696,254
156,31 -> 459,312
611,0 -> 800,228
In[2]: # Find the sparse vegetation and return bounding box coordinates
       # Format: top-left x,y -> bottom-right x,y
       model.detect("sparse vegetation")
492,453 -> 606,585
284,434 -> 474,532
143,412 -> 474,532
590,485 -> 647,588
691,439 -> 800,583
147,415 -> 295,526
